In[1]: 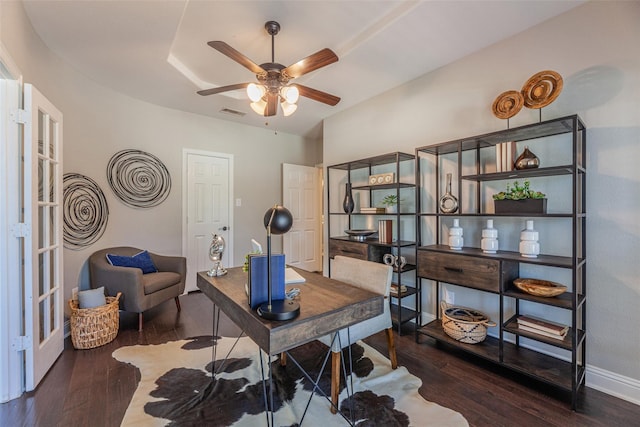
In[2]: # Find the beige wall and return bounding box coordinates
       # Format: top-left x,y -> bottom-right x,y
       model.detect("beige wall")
3,0 -> 638,403
324,2 -> 640,397
1,2 -> 321,304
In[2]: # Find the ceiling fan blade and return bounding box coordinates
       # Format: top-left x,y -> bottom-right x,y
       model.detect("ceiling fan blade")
265,93 -> 278,117
282,48 -> 338,79
197,83 -> 250,96
294,84 -> 341,106
207,41 -> 266,75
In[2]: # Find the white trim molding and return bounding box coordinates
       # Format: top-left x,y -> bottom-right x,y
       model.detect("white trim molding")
587,365 -> 640,407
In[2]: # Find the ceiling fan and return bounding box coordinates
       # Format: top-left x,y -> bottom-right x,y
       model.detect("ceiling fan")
197,21 -> 340,117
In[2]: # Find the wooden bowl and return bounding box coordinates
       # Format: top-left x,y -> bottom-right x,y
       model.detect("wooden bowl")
514,278 -> 567,297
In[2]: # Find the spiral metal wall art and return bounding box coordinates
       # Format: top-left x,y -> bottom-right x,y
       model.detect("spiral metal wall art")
107,149 -> 171,208
63,173 -> 109,250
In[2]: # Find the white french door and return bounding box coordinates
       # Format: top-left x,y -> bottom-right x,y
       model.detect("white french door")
0,74 -> 23,402
282,163 -> 322,272
182,150 -> 233,292
23,84 -> 64,391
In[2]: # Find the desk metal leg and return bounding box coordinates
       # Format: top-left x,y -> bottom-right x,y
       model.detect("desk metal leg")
210,303 -> 245,380
208,303 -> 355,426
258,350 -> 274,427
335,328 -> 355,425
282,329 -> 355,426
211,303 -> 220,377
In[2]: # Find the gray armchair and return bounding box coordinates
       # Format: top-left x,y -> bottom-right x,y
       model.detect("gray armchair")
88,246 -> 186,331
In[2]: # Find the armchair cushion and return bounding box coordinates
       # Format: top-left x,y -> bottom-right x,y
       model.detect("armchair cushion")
106,250 -> 158,274
143,272 -> 183,295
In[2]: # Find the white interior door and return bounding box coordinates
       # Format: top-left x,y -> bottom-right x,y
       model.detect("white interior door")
183,150 -> 233,292
282,163 -> 322,272
23,84 -> 64,391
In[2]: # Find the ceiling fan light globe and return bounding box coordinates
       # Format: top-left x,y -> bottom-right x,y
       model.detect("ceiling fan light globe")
250,99 -> 267,115
281,101 -> 297,117
247,83 -> 266,102
281,86 -> 300,104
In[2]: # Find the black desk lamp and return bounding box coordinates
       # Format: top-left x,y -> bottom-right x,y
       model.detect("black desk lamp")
257,204 -> 300,321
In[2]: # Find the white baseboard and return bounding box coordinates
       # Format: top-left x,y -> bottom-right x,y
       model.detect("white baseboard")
419,310 -> 639,407
587,365 -> 640,406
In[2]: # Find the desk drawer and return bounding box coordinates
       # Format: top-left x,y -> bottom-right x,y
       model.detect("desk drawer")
417,250 -> 500,292
329,239 -> 368,260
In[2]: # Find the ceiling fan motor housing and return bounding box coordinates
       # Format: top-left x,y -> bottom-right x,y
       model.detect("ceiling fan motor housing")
257,63 -> 290,95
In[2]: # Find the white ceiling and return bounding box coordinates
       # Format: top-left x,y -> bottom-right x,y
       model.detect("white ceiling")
22,0 -> 582,139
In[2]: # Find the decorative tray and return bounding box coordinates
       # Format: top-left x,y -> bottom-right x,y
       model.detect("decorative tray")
344,229 -> 376,241
513,278 -> 567,297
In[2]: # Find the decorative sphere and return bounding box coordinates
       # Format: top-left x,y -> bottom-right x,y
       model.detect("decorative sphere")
264,205 -> 293,235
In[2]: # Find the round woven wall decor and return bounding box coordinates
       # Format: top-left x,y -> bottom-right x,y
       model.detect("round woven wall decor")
107,149 -> 171,208
492,90 -> 524,119
521,70 -> 563,109
63,173 -> 109,250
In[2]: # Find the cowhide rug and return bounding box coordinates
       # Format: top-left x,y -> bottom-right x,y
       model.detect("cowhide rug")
113,335 -> 468,426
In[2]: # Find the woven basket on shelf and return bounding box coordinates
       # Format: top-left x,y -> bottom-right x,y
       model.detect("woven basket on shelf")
69,292 -> 121,349
440,301 -> 496,344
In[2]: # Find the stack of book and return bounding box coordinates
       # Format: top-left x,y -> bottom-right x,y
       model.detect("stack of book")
495,141 -> 516,172
390,284 -> 407,296
361,207 -> 386,214
517,315 -> 569,340
378,219 -> 393,243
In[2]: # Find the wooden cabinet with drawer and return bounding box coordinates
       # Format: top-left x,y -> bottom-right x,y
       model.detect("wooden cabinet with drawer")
329,237 -> 386,263
417,246 -> 517,293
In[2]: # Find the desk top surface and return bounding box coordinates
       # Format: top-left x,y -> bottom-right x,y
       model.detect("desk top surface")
197,267 -> 383,354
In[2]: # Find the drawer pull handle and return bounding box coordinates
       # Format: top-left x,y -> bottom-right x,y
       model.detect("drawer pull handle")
444,266 -> 463,273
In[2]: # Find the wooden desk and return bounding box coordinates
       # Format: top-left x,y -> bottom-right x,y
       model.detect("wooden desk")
196,267 -> 383,355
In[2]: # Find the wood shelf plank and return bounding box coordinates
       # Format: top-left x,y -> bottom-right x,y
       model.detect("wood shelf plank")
390,303 -> 419,326
418,320 -> 583,391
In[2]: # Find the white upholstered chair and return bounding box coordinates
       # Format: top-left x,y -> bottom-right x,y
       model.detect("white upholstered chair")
318,255 -> 398,413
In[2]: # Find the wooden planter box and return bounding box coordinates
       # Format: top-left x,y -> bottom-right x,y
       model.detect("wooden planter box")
494,198 -> 547,214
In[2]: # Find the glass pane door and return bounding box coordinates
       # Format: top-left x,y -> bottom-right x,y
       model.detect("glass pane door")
24,84 -> 63,391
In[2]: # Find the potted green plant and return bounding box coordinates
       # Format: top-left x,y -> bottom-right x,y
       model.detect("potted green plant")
493,180 -> 547,214
381,194 -> 400,213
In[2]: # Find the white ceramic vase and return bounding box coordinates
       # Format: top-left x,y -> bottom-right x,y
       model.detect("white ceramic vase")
481,219 -> 499,254
519,220 -> 540,258
449,218 -> 464,250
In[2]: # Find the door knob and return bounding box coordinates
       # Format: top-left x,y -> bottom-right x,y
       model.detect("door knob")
219,226 -> 228,231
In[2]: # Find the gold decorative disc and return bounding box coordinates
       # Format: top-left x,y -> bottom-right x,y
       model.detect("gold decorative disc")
521,70 -> 563,109
492,90 -> 524,119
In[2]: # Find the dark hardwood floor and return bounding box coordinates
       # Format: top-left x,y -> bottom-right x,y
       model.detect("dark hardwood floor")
1,291 -> 637,426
